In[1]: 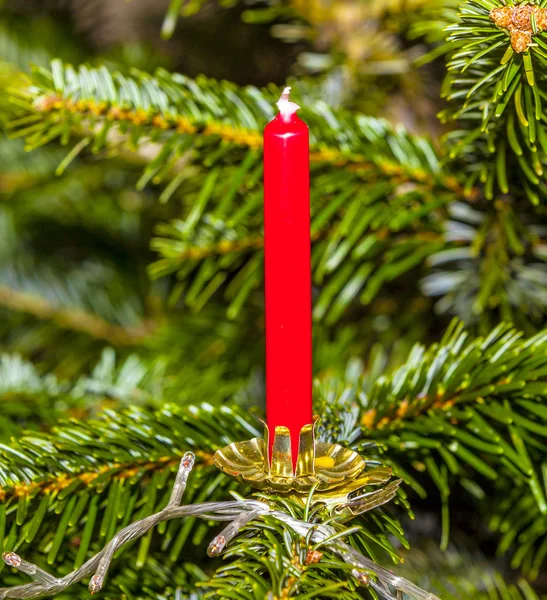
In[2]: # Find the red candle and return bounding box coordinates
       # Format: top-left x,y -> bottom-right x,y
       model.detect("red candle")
264,87 -> 312,467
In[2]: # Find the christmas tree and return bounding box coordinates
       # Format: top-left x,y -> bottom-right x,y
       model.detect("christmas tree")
1,0 -> 547,598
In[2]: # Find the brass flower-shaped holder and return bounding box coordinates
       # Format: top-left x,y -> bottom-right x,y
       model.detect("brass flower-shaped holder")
214,419 -> 398,514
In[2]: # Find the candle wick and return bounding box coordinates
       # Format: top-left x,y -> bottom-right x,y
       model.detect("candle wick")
276,86 -> 300,122
280,86 -> 291,103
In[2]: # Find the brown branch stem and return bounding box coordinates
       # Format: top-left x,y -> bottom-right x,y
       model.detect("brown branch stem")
0,285 -> 155,345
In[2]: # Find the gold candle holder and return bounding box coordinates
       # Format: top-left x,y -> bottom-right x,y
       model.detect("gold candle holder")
214,419 -> 398,514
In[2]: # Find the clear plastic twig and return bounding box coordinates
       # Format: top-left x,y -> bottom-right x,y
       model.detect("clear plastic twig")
0,454 -> 438,600
207,508 -> 261,556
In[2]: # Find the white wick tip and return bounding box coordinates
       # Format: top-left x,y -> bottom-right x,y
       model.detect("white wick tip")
280,86 -> 292,102
276,86 -> 300,121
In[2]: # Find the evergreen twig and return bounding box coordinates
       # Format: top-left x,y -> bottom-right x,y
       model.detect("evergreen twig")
0,286 -> 154,346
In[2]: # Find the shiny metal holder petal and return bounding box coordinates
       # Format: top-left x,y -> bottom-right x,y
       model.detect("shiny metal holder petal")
214,419 -> 398,513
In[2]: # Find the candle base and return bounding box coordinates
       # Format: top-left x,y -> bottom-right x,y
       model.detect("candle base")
214,419 -> 401,516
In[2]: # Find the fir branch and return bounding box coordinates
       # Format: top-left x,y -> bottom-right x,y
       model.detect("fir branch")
206,504 -> 438,600
1,146 -> 150,244
0,457 -> 437,600
0,404 -> 242,499
149,162 -> 449,321
0,346 -> 227,440
0,404 -> 255,574
0,286 -> 153,346
0,156 -> 156,350
489,481 -> 547,578
4,62 -> 473,320
0,300 -> 263,410
0,355 -> 87,442
7,61 -> 465,198
409,0 -> 461,66
317,320 -> 547,512
1,322 -> 547,578
442,0 -> 547,204
0,453 -> 212,599
422,200 -> 547,330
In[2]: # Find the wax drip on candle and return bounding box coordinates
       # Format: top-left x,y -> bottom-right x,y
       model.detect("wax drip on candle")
276,87 -> 300,123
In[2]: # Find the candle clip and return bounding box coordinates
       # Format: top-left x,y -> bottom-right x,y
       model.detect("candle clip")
214,420 -> 400,515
